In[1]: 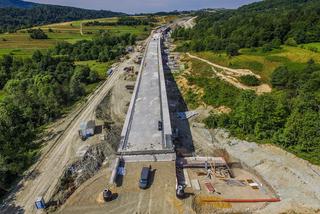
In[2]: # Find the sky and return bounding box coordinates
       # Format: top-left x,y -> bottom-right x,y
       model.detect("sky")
28,0 -> 260,14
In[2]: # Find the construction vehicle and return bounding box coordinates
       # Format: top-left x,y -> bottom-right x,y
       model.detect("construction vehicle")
176,185 -> 185,199
103,189 -> 113,202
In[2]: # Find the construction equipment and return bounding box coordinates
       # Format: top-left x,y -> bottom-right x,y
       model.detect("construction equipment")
176,185 -> 185,199
125,85 -> 135,90
103,189 -> 113,202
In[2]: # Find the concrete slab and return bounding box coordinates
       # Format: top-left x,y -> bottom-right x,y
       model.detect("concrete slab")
119,33 -> 174,156
124,39 -> 162,151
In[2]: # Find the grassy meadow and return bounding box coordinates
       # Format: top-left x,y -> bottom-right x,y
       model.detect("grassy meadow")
191,45 -> 320,83
0,16 -> 154,58
75,60 -> 114,79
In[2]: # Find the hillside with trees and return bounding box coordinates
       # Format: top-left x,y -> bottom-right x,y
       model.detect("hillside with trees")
172,0 -> 320,52
0,0 -> 35,8
0,31 -> 135,196
172,0 -> 320,165
0,4 -> 124,33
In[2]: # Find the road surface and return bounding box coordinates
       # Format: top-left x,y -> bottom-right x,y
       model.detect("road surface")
118,32 -> 174,158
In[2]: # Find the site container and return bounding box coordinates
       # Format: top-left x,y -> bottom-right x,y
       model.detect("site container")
35,197 -> 45,209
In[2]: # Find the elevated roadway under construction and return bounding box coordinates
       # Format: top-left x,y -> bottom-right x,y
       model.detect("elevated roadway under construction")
118,31 -> 175,162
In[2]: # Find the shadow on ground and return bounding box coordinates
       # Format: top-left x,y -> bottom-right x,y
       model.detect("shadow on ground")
161,38 -> 194,157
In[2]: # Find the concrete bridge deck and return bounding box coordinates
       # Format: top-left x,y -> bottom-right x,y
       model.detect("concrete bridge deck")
118,32 -> 174,159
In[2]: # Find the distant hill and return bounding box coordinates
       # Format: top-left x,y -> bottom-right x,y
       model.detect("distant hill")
0,1 -> 125,33
174,0 -> 320,50
0,0 -> 35,8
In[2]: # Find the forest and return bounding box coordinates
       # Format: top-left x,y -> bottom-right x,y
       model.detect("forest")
204,60 -> 320,165
172,0 -> 320,52
54,32 -> 136,61
0,5 -> 123,33
172,0 -> 320,165
0,31 -> 135,195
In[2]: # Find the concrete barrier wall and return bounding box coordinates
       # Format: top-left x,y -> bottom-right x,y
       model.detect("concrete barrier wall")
157,38 -> 173,150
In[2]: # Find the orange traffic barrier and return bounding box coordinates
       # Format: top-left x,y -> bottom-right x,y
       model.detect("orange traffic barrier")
201,198 -> 281,203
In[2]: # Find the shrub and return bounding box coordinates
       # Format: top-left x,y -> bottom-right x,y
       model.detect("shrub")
226,43 -> 240,56
285,38 -> 297,47
262,43 -> 273,52
271,66 -> 290,88
239,75 -> 261,86
28,28 -> 48,39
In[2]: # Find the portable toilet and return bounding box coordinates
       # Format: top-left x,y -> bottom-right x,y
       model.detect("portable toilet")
35,197 -> 45,209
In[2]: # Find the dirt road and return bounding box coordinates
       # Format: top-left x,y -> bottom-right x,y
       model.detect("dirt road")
186,53 -> 272,94
59,162 -> 189,214
1,50 -> 141,214
183,17 -> 197,29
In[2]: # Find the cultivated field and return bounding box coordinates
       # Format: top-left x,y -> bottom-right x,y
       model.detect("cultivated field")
0,16 -> 153,58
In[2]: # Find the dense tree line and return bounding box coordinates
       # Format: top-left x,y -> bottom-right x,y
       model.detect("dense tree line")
0,5 -> 124,33
117,16 -> 156,26
204,60 -> 320,164
54,32 -> 136,62
84,16 -> 157,27
172,0 -> 320,52
0,31 -> 135,195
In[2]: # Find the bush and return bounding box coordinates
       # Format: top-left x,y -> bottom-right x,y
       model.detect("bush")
28,28 -> 48,39
271,66 -> 290,88
239,75 -> 261,86
285,38 -> 297,47
308,47 -> 318,53
226,43 -> 240,56
271,38 -> 282,49
262,43 -> 273,52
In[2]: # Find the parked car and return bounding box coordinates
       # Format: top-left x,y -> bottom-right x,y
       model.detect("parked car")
139,166 -> 151,189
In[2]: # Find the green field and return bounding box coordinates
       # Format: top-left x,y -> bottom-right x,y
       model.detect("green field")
191,45 -> 320,82
75,60 -> 114,79
0,16 -> 153,58
301,42 -> 320,51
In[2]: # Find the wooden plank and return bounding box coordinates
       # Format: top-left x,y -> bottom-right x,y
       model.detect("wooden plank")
183,168 -> 191,187
191,179 -> 201,191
